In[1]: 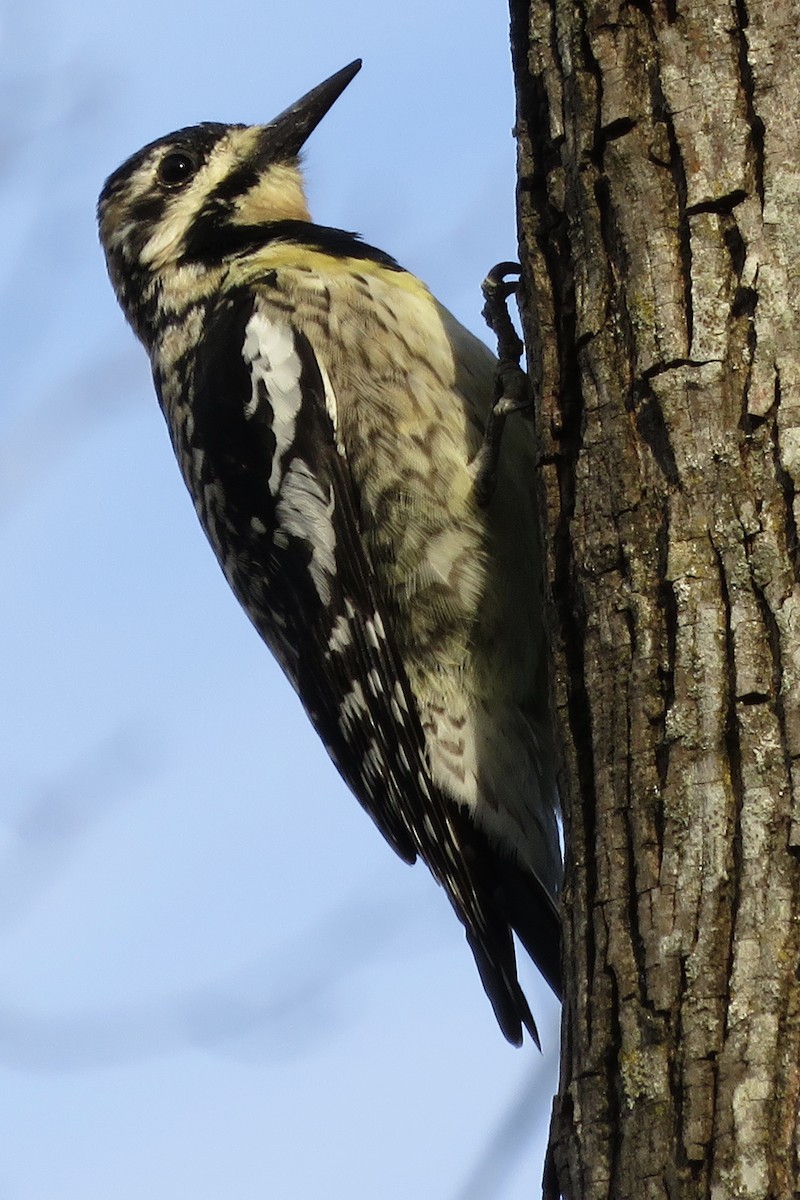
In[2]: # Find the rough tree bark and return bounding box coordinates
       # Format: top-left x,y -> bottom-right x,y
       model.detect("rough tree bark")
509,2 -> 800,1197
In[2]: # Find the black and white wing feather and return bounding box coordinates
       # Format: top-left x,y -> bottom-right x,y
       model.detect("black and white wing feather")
170,285 -> 540,1044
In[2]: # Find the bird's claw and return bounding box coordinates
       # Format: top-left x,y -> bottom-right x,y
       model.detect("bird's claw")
474,264 -> 530,507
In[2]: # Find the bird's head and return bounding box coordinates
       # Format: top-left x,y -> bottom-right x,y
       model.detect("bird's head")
98,60 -> 361,333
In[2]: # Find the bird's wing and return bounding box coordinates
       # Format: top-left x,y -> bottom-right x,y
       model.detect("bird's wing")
182,284 -> 539,1044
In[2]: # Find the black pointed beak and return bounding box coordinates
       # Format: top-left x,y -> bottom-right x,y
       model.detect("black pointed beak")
264,60 -> 362,159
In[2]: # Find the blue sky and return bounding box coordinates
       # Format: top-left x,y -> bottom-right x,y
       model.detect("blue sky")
0,1 -> 560,1196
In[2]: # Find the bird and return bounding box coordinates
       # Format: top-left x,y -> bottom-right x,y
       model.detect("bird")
97,59 -> 562,1045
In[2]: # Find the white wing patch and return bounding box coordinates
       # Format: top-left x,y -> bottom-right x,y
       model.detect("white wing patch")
242,303 -> 343,468
238,304 -> 344,609
327,613 -> 353,653
316,356 -> 343,454
274,457 -> 337,606
242,310 -> 304,495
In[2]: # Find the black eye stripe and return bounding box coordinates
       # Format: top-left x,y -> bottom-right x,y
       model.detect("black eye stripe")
158,150 -> 199,188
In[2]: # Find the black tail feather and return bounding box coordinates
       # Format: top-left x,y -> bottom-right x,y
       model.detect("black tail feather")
447,804 -> 562,1046
497,852 -> 563,1001
466,923 -> 540,1048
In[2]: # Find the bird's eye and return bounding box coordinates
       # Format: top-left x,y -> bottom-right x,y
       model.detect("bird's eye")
158,150 -> 198,188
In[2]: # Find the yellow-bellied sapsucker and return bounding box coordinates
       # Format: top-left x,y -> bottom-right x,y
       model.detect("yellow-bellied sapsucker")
98,60 -> 561,1045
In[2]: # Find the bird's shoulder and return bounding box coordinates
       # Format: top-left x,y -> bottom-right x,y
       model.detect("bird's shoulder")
218,226 -> 497,409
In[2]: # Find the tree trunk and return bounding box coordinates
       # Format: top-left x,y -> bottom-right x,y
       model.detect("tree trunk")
509,2 -> 800,1196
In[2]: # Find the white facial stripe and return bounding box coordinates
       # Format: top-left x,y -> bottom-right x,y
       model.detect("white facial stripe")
137,128 -> 264,269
